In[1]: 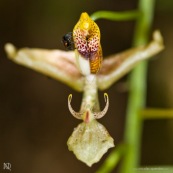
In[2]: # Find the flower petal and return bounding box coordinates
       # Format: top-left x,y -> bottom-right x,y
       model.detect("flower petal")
5,43 -> 84,91
97,31 -> 164,90
67,120 -> 114,166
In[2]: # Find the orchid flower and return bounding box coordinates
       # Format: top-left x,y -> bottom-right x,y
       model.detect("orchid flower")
5,12 -> 164,166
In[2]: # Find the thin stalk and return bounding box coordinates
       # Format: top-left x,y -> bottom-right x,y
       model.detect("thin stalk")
80,75 -> 100,112
95,144 -> 126,173
140,109 -> 173,120
120,0 -> 156,173
90,10 -> 140,21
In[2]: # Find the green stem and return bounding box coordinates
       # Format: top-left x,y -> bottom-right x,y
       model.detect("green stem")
90,10 -> 140,21
120,0 -> 156,172
95,144 -> 126,173
140,108 -> 173,120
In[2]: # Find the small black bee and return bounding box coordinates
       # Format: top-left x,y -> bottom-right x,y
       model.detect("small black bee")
62,32 -> 75,50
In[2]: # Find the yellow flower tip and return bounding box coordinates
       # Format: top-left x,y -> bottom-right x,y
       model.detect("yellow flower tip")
80,12 -> 90,19
68,94 -> 72,102
153,30 -> 164,47
104,93 -> 109,102
80,12 -> 91,30
4,43 -> 17,59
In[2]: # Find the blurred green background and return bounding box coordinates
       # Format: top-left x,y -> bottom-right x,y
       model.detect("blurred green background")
0,0 -> 173,172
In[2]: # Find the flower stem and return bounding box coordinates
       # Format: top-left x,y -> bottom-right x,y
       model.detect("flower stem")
120,0 -> 156,172
80,75 -> 100,112
140,109 -> 173,120
90,10 -> 140,21
95,144 -> 126,173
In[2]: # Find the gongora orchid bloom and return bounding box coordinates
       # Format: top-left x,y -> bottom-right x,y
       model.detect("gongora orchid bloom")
5,12 -> 164,166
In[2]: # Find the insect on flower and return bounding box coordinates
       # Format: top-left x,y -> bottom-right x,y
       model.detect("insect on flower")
62,32 -> 75,50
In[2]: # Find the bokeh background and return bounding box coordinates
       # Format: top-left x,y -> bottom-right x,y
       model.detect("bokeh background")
0,0 -> 173,172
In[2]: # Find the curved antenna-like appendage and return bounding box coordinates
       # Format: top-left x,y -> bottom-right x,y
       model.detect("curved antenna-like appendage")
93,93 -> 109,119
68,94 -> 83,119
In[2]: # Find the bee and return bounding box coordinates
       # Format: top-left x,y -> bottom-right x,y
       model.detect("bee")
62,32 -> 75,50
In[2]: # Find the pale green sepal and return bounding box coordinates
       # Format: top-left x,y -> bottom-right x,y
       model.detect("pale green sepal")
67,120 -> 114,167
